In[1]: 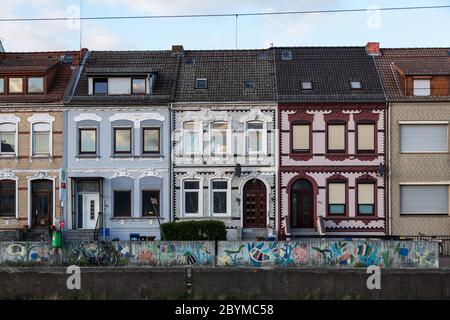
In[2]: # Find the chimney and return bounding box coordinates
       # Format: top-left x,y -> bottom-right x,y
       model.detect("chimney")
171,45 -> 184,57
0,39 -> 4,52
366,42 -> 380,56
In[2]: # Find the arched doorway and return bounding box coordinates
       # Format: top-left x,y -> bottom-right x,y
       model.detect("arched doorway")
243,179 -> 267,228
290,179 -> 314,228
31,180 -> 53,228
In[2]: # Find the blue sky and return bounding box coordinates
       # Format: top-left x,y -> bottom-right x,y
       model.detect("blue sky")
0,0 -> 449,51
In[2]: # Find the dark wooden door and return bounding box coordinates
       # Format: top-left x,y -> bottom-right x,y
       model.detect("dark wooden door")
243,179 -> 267,228
32,180 -> 52,227
291,179 -> 314,228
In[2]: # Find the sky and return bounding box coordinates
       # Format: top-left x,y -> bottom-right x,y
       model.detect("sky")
0,0 -> 449,52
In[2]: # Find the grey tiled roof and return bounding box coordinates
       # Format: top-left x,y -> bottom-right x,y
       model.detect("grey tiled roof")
175,49 -> 277,103
69,50 -> 180,105
375,48 -> 450,102
274,47 -> 386,103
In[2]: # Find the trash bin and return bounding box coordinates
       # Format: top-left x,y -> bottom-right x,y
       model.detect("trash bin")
52,231 -> 62,248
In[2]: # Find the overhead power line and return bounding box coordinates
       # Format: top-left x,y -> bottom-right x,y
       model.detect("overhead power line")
0,5 -> 449,22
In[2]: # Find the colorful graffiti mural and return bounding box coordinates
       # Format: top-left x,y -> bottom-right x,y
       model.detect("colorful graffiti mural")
217,240 -> 439,268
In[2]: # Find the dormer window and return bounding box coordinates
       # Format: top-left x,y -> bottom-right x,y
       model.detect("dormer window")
350,81 -> 362,89
132,78 -> 146,94
8,78 -> 23,94
413,79 -> 431,96
93,78 -> 108,94
301,81 -> 313,90
28,77 -> 44,93
195,78 -> 207,89
0,78 -> 4,94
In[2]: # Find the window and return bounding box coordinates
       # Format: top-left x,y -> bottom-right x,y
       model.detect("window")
142,128 -> 160,154
210,122 -> 228,155
79,128 -> 97,155
183,122 -> 202,155
0,123 -> 16,154
183,180 -> 201,215
211,180 -> 228,215
93,78 -> 108,94
413,79 -> 431,96
0,180 -> 15,217
32,123 -> 50,155
328,182 -> 346,215
301,81 -> 313,90
327,123 -> 346,153
246,121 -> 264,154
357,182 -> 375,215
9,78 -> 23,93
142,190 -> 160,217
114,128 -> 132,154
400,124 -> 448,153
132,78 -> 146,94
357,123 -> 375,153
114,191 -> 131,217
195,78 -> 208,89
28,77 -> 44,93
400,185 -> 448,215
0,78 -> 4,94
292,123 -> 310,153
350,81 -> 362,89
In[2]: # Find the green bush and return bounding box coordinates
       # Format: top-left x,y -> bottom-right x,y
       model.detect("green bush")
160,220 -> 227,241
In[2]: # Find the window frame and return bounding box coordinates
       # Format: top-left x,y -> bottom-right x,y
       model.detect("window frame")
356,121 -> 376,154
0,179 -> 17,218
93,78 -> 109,94
113,190 -> 132,217
210,179 -> 231,217
209,121 -> 230,156
356,180 -> 377,216
245,120 -> 266,156
27,77 -> 45,94
142,127 -> 161,155
326,121 -> 347,154
141,189 -> 160,217
182,178 -> 203,217
78,127 -> 97,155
131,78 -> 147,95
326,179 -> 348,217
113,127 -> 133,155
291,121 -> 311,154
8,77 -> 24,94
182,121 -> 203,156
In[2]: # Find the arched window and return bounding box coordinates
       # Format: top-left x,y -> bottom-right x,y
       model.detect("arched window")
0,180 -> 16,217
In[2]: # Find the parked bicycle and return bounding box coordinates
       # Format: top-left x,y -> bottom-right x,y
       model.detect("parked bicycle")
68,240 -> 119,267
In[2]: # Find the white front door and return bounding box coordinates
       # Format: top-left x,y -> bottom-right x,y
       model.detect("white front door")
83,194 -> 100,229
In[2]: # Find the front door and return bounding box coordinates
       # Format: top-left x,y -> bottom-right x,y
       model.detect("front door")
290,179 -> 314,228
83,194 -> 100,229
32,180 -> 53,228
243,179 -> 267,228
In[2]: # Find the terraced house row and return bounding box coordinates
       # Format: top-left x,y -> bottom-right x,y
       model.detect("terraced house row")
0,42 -> 449,241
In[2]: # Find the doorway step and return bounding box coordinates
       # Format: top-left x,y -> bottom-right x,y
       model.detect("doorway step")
64,229 -> 95,242
242,228 -> 269,240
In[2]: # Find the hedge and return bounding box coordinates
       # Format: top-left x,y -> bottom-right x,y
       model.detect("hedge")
160,220 -> 227,241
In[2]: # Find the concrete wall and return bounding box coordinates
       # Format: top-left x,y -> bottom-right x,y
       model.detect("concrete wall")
0,240 -> 439,268
0,268 -> 449,299
389,102 -> 450,235
217,240 -> 439,268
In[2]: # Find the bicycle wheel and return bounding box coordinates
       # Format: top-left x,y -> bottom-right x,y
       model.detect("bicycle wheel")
68,249 -> 83,266
97,248 -> 118,267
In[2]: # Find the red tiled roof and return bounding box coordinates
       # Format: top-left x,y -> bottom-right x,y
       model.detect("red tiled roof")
0,51 -> 82,104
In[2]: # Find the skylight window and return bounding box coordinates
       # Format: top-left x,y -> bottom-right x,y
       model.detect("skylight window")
281,50 -> 293,60
350,81 -> 362,89
245,80 -> 255,90
301,81 -> 313,90
195,78 -> 208,89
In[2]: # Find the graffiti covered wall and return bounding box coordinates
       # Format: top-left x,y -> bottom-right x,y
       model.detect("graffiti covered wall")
217,240 -> 439,268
